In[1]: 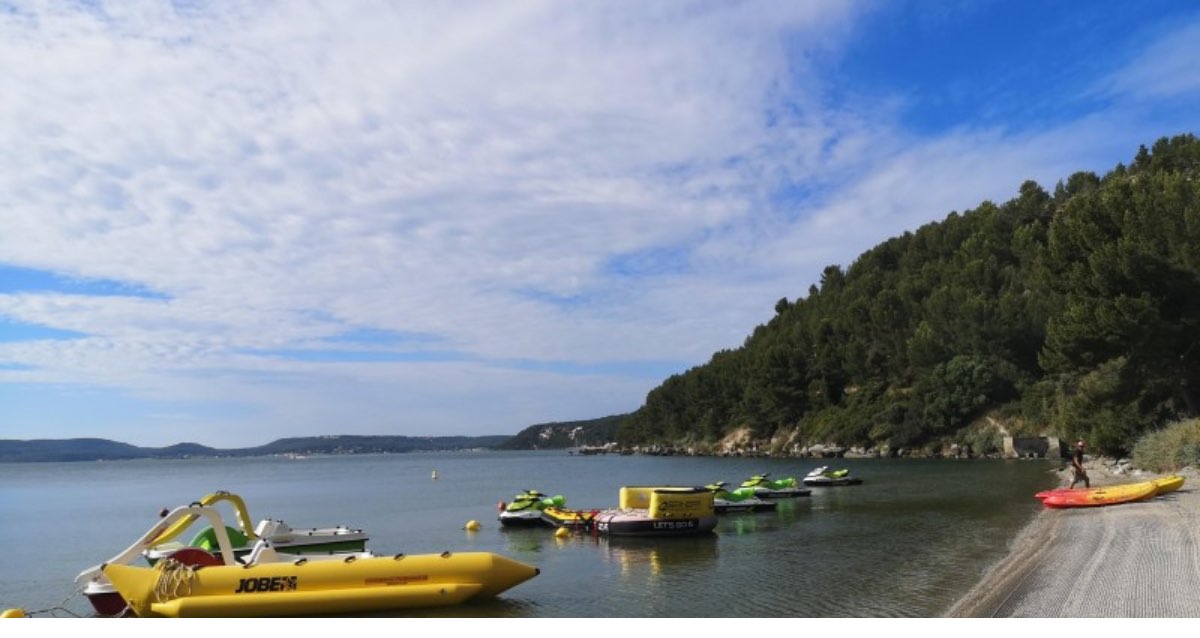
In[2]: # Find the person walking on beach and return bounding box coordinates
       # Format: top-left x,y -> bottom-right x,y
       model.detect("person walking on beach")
1069,439 -> 1090,489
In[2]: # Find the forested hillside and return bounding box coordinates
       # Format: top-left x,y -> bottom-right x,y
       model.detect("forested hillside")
619,135 -> 1200,456
496,415 -> 626,449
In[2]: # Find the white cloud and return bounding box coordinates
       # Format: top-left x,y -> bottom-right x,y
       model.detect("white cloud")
0,1 -> 863,443
1094,20 -> 1200,101
1,2 -> 1198,446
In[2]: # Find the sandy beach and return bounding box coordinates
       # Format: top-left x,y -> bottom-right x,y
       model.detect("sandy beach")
948,464 -> 1200,617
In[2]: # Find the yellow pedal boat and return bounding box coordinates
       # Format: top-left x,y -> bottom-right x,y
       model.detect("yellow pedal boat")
78,497 -> 370,616
103,548 -> 539,617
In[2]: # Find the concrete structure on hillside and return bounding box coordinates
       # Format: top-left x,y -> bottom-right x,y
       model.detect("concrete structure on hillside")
1003,436 -> 1065,459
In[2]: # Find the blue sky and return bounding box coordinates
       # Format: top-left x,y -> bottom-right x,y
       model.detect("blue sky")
2,1 -> 1199,447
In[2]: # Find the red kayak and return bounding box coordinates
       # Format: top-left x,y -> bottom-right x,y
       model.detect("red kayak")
1040,481 -> 1158,508
1035,475 -> 1185,501
1034,487 -> 1081,500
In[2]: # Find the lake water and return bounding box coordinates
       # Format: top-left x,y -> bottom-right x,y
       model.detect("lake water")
0,451 -> 1056,618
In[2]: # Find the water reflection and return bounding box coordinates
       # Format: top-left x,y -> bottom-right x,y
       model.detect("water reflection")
716,497 -> 813,536
500,526 -> 556,554
596,534 -> 719,579
359,595 -> 540,619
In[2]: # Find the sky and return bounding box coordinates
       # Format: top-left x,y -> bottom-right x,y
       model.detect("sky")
2,1 -> 1199,448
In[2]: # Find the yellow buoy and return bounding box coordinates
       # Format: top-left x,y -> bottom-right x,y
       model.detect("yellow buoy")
1,608 -> 26,618
554,527 -> 569,539
465,520 -> 481,531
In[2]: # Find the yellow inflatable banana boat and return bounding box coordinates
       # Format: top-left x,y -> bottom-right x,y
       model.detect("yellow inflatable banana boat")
103,549 -> 539,617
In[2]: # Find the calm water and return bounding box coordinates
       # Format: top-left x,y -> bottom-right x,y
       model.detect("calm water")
0,451 -> 1055,618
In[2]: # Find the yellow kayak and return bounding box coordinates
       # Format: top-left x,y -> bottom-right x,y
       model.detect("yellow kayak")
103,550 -> 539,617
1036,475 -> 1186,502
1151,475 -> 1185,495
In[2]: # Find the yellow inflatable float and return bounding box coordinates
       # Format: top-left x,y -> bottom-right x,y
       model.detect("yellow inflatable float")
591,486 -> 717,536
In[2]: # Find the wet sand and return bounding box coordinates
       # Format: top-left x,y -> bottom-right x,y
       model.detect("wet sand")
948,466 -> 1200,617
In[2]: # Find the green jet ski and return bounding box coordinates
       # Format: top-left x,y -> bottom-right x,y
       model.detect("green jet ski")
498,489 -> 565,527
705,482 -> 778,513
803,466 -> 864,486
739,473 -> 812,498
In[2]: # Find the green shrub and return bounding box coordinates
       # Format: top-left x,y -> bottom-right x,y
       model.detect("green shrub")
1132,418 -> 1200,472
957,418 -> 1004,456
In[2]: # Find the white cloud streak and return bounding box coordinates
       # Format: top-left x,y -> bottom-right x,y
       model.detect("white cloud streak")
1094,19 -> 1200,101
1,1 -> 1197,446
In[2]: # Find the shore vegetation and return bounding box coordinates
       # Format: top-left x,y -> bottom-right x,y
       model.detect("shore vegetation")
1132,417 -> 1200,472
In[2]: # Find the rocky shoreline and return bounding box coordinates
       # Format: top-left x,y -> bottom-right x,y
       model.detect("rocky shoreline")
597,424 -> 1010,458
604,441 -> 1002,459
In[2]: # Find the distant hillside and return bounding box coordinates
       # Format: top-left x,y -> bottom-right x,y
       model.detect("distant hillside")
242,435 -> 512,456
0,434 -> 512,463
0,438 -> 149,462
496,415 -> 627,450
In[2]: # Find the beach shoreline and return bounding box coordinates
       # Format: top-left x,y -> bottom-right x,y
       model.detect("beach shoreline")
947,464 -> 1200,617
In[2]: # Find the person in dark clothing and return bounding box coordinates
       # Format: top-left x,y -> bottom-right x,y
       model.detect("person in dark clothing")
1069,439 -> 1090,488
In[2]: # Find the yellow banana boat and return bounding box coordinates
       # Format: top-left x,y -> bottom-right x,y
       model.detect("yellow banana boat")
103,549 -> 539,617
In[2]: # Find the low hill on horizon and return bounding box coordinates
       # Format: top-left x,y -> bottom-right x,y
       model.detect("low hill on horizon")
0,433 -> 513,463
